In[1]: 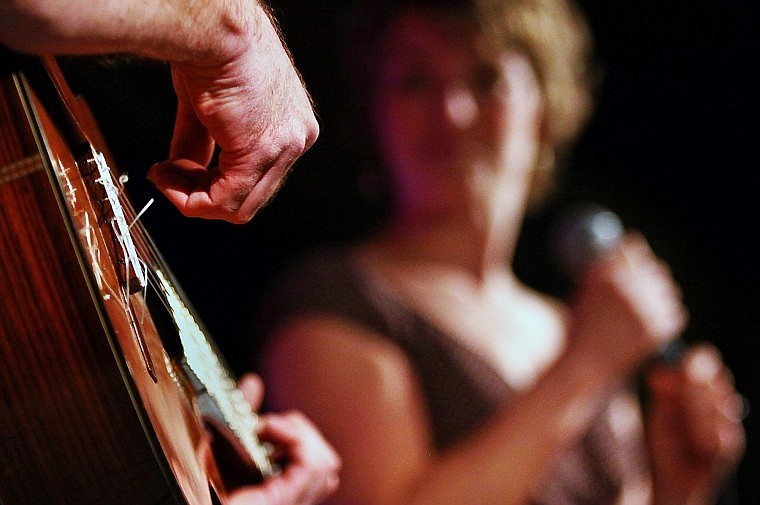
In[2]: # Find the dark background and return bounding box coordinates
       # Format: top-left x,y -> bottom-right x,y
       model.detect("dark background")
61,0 -> 758,502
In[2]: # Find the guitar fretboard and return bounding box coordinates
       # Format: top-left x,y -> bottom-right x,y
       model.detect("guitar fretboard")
155,270 -> 276,479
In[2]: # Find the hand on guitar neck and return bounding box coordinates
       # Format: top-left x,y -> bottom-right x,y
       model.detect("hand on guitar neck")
218,374 -> 341,505
200,373 -> 342,504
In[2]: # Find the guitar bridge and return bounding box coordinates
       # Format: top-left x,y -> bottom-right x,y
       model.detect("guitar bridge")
75,147 -> 144,294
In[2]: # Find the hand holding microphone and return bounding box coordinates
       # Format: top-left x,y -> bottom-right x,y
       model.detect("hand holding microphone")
552,204 -> 746,502
551,203 -> 689,375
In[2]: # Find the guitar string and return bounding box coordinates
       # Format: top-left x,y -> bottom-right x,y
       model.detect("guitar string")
109,173 -> 175,319
110,171 -> 277,477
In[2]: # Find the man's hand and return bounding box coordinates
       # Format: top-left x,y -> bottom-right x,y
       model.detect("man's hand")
148,5 -> 319,223
1,0 -> 319,224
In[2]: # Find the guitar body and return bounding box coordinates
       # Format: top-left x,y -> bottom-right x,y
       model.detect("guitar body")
0,59 -> 223,504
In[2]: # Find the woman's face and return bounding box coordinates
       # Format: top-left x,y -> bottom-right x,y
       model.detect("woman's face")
371,9 -> 543,216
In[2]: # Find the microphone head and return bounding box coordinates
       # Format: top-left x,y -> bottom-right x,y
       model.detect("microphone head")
551,203 -> 624,276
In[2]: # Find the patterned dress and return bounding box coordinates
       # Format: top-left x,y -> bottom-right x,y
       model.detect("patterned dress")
253,247 -> 650,504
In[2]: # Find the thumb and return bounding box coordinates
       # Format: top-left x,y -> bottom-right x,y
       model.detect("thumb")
238,373 -> 266,412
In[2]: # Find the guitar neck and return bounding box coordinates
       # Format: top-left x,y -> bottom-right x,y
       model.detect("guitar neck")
153,268 -> 277,479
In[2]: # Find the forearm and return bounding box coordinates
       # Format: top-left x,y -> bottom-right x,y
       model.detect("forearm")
408,348 -> 629,505
0,0 -> 271,63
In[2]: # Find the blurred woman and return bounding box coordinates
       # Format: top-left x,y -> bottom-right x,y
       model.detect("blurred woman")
253,0 -> 746,503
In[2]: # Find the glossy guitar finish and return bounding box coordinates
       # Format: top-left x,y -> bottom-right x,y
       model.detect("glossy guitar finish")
0,58 -> 254,504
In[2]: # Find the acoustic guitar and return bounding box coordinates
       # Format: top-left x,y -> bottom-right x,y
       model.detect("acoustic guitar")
0,56 -> 274,504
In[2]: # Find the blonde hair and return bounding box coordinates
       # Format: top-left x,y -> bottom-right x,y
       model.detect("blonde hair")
479,0 -> 599,206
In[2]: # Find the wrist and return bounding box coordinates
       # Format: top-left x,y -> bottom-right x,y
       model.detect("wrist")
135,0 -> 268,66
169,0 -> 259,65
536,344 -> 626,436
652,486 -> 715,505
562,335 -> 633,387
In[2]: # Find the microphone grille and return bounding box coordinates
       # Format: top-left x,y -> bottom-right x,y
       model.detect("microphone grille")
551,203 -> 624,276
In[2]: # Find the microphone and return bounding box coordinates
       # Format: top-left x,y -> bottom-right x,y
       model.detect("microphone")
550,203 -> 624,278
550,203 -> 686,365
